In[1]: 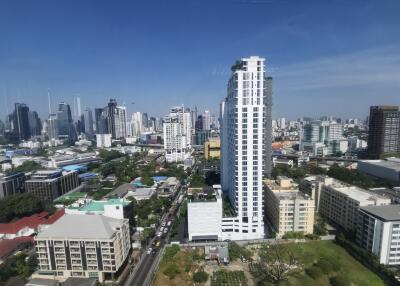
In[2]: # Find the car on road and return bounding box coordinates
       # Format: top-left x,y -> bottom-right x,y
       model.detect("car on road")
147,248 -> 152,255
167,221 -> 172,227
163,228 -> 168,235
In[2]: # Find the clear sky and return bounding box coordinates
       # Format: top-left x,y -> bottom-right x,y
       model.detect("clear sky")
1,0 -> 400,121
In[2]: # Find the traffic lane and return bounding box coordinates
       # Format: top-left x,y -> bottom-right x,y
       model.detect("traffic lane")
130,253 -> 156,286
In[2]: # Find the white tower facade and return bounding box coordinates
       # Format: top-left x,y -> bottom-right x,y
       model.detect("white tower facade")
163,106 -> 192,162
221,56 -> 272,240
114,106 -> 127,139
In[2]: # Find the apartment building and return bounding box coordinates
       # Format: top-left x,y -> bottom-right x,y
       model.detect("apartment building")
264,177 -> 315,237
299,175 -> 334,212
357,205 -> 400,265
204,137 -> 221,160
34,214 -> 130,282
319,179 -> 390,232
25,170 -> 80,201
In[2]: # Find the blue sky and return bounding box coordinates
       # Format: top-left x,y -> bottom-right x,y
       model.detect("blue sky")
1,0 -> 400,120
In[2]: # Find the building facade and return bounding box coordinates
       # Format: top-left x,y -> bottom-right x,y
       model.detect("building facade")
163,106 -> 192,162
357,205 -> 400,265
0,172 -> 28,199
368,106 -> 400,158
96,134 -> 112,148
221,56 -> 272,240
319,179 -> 391,232
264,177 -> 315,237
34,214 -> 130,282
204,137 -> 221,160
25,170 -> 80,201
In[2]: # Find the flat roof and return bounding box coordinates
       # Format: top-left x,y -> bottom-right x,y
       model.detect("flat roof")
36,214 -> 125,240
360,159 -> 400,172
69,198 -> 130,212
361,205 -> 400,221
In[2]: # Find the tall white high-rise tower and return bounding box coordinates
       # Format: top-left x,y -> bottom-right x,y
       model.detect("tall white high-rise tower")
221,56 -> 272,240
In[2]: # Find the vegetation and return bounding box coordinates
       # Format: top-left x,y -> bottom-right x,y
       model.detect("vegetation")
0,253 -> 37,283
170,200 -> 187,240
189,172 -> 206,187
193,271 -> 209,284
314,214 -> 328,236
228,242 -> 252,262
129,195 -> 172,228
210,270 -> 247,286
0,193 -> 48,223
282,231 -> 305,239
271,164 -> 326,182
269,240 -> 385,286
327,164 -> 395,189
154,247 -> 203,286
335,234 -> 398,285
98,149 -> 125,162
252,244 -> 302,285
6,160 -> 42,175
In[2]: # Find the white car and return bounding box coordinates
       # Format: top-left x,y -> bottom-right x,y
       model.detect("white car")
147,248 -> 152,255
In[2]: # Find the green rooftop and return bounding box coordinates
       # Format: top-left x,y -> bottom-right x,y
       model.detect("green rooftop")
67,198 -> 131,212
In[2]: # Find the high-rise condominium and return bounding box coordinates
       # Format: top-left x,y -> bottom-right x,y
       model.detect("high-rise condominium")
221,56 -> 272,239
163,106 -> 192,162
368,106 -> 400,158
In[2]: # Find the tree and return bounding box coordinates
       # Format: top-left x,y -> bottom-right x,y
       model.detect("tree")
228,242 -> 252,261
7,160 -> 41,175
142,176 -> 154,186
193,271 -> 209,283
163,263 -> 180,279
253,244 -> 303,285
329,275 -> 351,286
305,265 -> 323,279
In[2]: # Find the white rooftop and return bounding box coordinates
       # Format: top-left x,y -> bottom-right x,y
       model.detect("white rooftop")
36,214 -> 125,240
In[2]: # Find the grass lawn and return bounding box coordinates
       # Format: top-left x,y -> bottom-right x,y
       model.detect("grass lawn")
211,270 -> 247,286
282,240 -> 385,286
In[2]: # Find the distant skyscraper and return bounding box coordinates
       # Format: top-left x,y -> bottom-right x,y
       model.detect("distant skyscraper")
56,102 -> 76,141
83,108 -> 94,139
131,112 -> 143,136
202,110 -> 212,131
142,113 -> 149,129
12,103 -> 31,141
163,106 -> 192,162
221,56 -> 272,240
28,111 -> 42,137
368,106 -> 400,158
94,108 -> 106,133
114,105 -> 127,139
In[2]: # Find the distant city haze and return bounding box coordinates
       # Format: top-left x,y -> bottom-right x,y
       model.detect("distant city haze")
1,0 -> 400,119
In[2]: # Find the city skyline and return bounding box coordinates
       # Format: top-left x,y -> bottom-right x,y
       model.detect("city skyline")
1,0 -> 400,120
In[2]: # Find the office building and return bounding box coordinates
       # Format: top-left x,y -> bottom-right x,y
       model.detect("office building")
220,56 -> 272,240
319,179 -> 390,232
264,177 -> 315,237
130,112 -> 144,137
202,110 -> 212,131
9,103 -> 31,141
25,170 -> 80,201
0,172 -> 28,199
358,158 -> 400,183
114,106 -> 127,139
56,102 -> 76,141
367,106 -> 400,158
34,214 -> 130,282
357,205 -> 400,265
28,111 -> 42,137
204,137 -> 221,160
83,108 -> 94,139
163,106 -> 192,162
94,108 -> 106,134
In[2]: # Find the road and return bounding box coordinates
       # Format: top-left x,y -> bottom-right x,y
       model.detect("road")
123,182 -> 187,286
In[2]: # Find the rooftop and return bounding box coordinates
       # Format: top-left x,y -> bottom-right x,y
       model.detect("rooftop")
36,214 -> 126,240
361,205 -> 400,222
68,198 -> 130,212
360,158 -> 400,172
105,183 -> 136,198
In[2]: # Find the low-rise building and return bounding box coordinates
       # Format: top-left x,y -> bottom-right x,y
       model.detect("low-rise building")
158,177 -> 180,196
204,137 -> 220,160
357,205 -> 400,265
125,188 -> 155,201
49,153 -> 98,168
264,177 -> 315,237
25,170 -> 80,201
34,214 -> 130,282
188,186 -> 222,241
0,172 -> 28,199
358,158 -> 400,183
319,179 -> 390,232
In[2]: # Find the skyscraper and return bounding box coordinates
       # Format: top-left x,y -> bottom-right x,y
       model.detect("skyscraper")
221,56 -> 272,239
368,106 -> 400,158
56,102 -> 76,141
114,105 -> 127,139
28,111 -> 42,137
163,106 -> 192,162
83,108 -> 94,139
12,103 -> 31,141
94,108 -> 106,133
